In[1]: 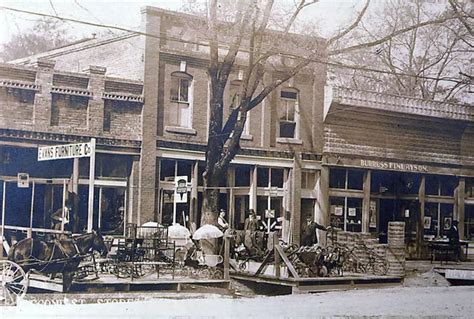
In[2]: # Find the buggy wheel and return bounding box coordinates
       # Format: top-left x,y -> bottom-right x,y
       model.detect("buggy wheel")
0,260 -> 28,306
318,265 -> 328,277
373,262 -> 388,276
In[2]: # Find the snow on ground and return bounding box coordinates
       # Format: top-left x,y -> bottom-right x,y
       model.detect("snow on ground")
2,286 -> 474,318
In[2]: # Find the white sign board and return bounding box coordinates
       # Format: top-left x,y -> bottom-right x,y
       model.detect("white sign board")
445,269 -> 474,281
38,142 -> 93,161
17,173 -> 29,188
174,176 -> 188,203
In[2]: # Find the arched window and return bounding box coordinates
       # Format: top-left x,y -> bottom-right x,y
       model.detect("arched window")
279,87 -> 299,138
170,71 -> 193,128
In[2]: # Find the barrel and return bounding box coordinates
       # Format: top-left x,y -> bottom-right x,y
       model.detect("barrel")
388,222 -> 405,247
386,246 -> 405,277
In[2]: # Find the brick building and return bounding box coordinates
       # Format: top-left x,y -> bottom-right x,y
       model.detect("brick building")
1,7 -> 473,255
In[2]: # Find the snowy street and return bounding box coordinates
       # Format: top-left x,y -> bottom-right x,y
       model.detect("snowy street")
2,286 -> 474,318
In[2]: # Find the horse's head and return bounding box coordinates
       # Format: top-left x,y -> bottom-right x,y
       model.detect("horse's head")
92,230 -> 109,257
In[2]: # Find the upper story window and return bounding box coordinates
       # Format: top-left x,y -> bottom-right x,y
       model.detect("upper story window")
229,80 -> 250,135
169,71 -> 193,128
279,88 -> 299,138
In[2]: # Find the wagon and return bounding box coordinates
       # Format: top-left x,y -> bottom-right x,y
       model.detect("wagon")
0,255 -> 87,306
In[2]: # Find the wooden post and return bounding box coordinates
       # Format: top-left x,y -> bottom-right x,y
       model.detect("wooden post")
61,179 -> 66,233
458,178 -> 465,240
418,176 -> 425,259
274,232 -> 281,278
224,235 -> 230,280
28,181 -> 35,238
362,170 -> 371,233
1,181 -> 6,256
87,138 -> 96,232
72,158 -> 79,233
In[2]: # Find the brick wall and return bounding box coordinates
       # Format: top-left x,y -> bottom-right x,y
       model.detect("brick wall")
103,100 -> 142,140
0,62 -> 143,141
0,88 -> 34,127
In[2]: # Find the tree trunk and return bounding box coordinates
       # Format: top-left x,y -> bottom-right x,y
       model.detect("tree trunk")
201,187 -> 219,225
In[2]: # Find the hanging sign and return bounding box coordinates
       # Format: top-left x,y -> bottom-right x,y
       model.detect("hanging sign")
174,176 -> 188,203
38,142 -> 93,161
17,173 -> 29,188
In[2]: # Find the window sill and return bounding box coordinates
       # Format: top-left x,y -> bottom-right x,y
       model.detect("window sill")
165,126 -> 197,135
241,134 -> 253,141
276,137 -> 302,145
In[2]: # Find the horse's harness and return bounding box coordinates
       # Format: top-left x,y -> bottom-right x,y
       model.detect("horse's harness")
26,236 -> 86,273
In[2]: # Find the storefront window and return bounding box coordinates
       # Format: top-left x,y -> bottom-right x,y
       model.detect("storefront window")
370,171 -> 399,194
398,173 -> 421,195
301,171 -> 317,190
425,175 -> 458,196
465,178 -> 474,197
271,169 -> 284,188
257,168 -> 269,187
423,203 -> 438,237
425,175 -> 439,195
440,176 -> 457,197
177,160 -> 192,181
234,166 -> 251,187
347,170 -> 364,190
329,168 -> 345,189
329,196 -> 362,232
440,203 -> 454,237
160,159 -> 175,181
464,205 -> 474,240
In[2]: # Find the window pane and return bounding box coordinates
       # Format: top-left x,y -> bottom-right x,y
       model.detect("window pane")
279,122 -> 295,138
257,167 -> 269,187
347,170 -> 364,190
329,168 -> 346,189
160,159 -> 175,181
271,169 -> 284,188
440,176 -> 457,197
466,178 -> 474,197
281,91 -> 297,99
425,175 -> 439,195
179,79 -> 189,102
170,77 -> 179,101
235,166 -> 251,187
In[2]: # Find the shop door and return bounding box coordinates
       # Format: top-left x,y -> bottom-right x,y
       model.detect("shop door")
378,199 -> 397,243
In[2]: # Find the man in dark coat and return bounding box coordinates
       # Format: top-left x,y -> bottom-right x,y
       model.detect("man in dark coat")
447,220 -> 461,262
301,215 -> 329,246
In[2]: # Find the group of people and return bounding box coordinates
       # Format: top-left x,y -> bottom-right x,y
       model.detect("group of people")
218,208 -> 328,246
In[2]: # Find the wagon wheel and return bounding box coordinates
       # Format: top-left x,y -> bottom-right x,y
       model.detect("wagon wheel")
0,260 -> 28,306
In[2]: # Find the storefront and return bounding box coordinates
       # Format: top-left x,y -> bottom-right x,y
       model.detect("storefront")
325,158 -> 473,257
0,142 -> 138,246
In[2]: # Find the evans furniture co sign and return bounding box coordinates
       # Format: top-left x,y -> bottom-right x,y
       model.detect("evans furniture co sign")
38,142 -> 93,161
360,159 -> 428,172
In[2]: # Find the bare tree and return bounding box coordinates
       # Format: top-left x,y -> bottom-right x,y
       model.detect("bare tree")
0,18 -> 74,61
328,0 -> 473,103
181,0 -> 471,228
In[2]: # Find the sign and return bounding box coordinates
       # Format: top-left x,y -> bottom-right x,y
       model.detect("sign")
174,176 -> 188,203
38,142 -> 93,161
360,159 -> 428,173
265,209 -> 275,219
445,269 -> 474,281
17,173 -> 29,188
348,207 -> 356,217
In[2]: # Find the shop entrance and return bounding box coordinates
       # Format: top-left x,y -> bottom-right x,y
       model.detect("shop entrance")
378,199 -> 419,251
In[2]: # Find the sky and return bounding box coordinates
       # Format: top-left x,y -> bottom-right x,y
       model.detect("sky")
0,0 -> 366,45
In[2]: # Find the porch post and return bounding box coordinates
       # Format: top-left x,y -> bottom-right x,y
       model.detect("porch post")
87,138 -> 96,232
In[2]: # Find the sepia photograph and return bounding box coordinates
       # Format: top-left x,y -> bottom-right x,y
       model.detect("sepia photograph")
0,0 -> 473,318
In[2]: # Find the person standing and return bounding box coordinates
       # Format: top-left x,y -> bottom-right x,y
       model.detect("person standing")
244,209 -> 258,231
301,215 -> 329,247
218,209 -> 229,232
447,220 -> 461,262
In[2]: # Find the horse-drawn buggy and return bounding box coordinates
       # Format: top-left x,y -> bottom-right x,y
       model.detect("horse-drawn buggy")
1,231 -> 108,305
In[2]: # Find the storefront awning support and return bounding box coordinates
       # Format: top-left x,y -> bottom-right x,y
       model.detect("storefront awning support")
87,138 -> 96,232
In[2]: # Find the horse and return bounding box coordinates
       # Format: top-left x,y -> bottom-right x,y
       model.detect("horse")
8,231 -> 108,292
